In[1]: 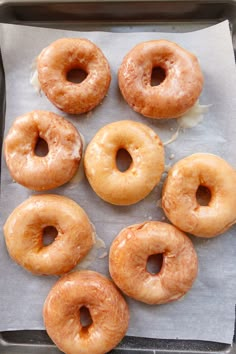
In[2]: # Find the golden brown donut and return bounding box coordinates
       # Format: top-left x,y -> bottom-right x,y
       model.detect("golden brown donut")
84,120 -> 164,205
37,38 -> 111,114
3,195 -> 95,275
43,270 -> 129,354
109,221 -> 198,304
162,153 -> 236,237
4,110 -> 82,191
118,40 -> 204,119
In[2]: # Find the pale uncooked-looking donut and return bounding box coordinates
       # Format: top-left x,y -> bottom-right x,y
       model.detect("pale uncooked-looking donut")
118,40 -> 203,119
3,195 -> 95,275
84,120 -> 164,205
37,38 -> 111,114
162,153 -> 236,237
43,270 -> 129,354
4,110 -> 82,191
109,221 -> 198,304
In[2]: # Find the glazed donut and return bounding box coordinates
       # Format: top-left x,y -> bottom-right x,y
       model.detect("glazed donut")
3,195 -> 95,275
4,110 -> 82,191
118,40 -> 203,119
109,221 -> 198,304
84,120 -> 164,205
162,153 -> 236,237
43,270 -> 129,354
37,38 -> 111,114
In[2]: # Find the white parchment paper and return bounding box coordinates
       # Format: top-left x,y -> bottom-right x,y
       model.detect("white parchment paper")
0,21 -> 236,344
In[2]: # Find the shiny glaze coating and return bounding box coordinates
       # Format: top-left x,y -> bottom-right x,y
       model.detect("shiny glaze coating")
118,40 -> 204,119
37,38 -> 111,114
43,270 -> 129,354
3,195 -> 95,275
84,120 -> 164,205
162,153 -> 236,237
4,110 -> 82,191
109,221 -> 198,304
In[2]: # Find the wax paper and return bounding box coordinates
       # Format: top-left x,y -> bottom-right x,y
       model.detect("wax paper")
0,21 -> 236,344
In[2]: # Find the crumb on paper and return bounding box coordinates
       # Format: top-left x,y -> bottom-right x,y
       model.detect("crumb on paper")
163,128 -> 180,146
164,164 -> 171,173
95,237 -> 106,249
177,295 -> 185,302
98,251 -> 108,259
169,154 -> 175,160
86,111 -> 93,118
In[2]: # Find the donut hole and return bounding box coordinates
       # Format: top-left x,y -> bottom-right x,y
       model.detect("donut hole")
34,137 -> 49,157
196,185 -> 211,206
67,68 -> 88,83
146,254 -> 163,275
43,226 -> 58,246
80,306 -> 93,329
151,67 -> 166,86
116,148 -> 132,172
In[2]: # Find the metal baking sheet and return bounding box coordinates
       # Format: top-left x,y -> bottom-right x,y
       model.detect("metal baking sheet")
0,1 -> 236,353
